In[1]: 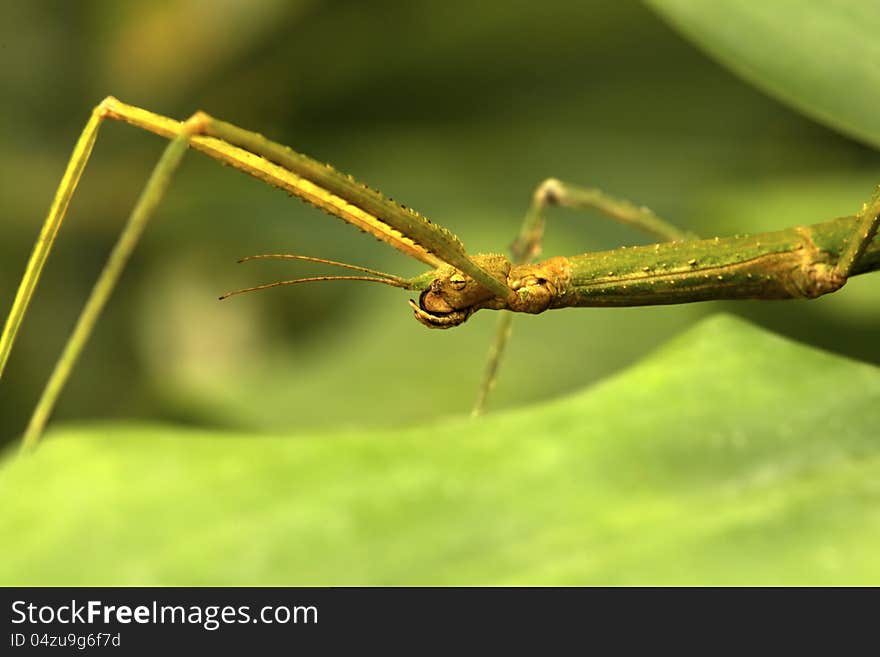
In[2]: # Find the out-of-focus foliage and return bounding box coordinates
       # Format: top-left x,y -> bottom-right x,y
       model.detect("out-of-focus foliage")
2,316 -> 878,585
648,0 -> 880,149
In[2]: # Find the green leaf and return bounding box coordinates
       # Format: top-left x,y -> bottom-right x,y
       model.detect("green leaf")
646,0 -> 880,149
2,314 -> 879,585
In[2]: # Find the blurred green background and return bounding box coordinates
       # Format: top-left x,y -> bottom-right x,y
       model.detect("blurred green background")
2,0 -> 879,445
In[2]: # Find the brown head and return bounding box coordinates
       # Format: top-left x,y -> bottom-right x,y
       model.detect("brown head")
408,254 -> 512,328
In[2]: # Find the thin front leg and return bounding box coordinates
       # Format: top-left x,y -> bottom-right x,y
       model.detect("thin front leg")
19,114 -> 207,451
472,179 -> 698,416
0,101 -> 110,383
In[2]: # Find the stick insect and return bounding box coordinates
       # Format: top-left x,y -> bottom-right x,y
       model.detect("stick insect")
2,97 -> 879,452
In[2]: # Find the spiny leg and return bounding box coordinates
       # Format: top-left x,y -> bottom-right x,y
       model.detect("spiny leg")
472,179 -> 698,416
18,114 -> 207,451
80,98 -> 509,297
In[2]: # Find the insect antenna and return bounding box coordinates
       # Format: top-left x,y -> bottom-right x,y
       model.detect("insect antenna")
219,275 -> 413,300
236,253 -> 411,285
219,252 -> 418,300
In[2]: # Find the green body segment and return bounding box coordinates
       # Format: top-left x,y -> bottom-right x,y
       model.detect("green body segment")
556,216 -> 880,308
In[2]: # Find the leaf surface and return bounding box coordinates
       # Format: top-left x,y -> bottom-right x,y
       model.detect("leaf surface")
647,0 -> 880,148
2,314 -> 878,585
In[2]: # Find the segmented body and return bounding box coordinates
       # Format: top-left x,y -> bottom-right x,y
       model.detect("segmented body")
410,215 -> 880,327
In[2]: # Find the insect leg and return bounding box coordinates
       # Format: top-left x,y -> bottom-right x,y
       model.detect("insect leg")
0,102 -> 108,383
19,114 -> 207,451
510,179 -> 696,264
472,180 -> 697,416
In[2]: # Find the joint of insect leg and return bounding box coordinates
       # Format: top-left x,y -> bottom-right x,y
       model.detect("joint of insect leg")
95,95 -> 122,118
534,178 -> 565,207
182,111 -> 212,136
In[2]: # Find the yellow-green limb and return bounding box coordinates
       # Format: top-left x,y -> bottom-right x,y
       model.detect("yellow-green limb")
19,114 -> 205,452
471,313 -> 512,417
0,103 -> 106,383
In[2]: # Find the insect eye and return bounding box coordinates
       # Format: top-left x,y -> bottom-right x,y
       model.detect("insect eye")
450,275 -> 466,291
